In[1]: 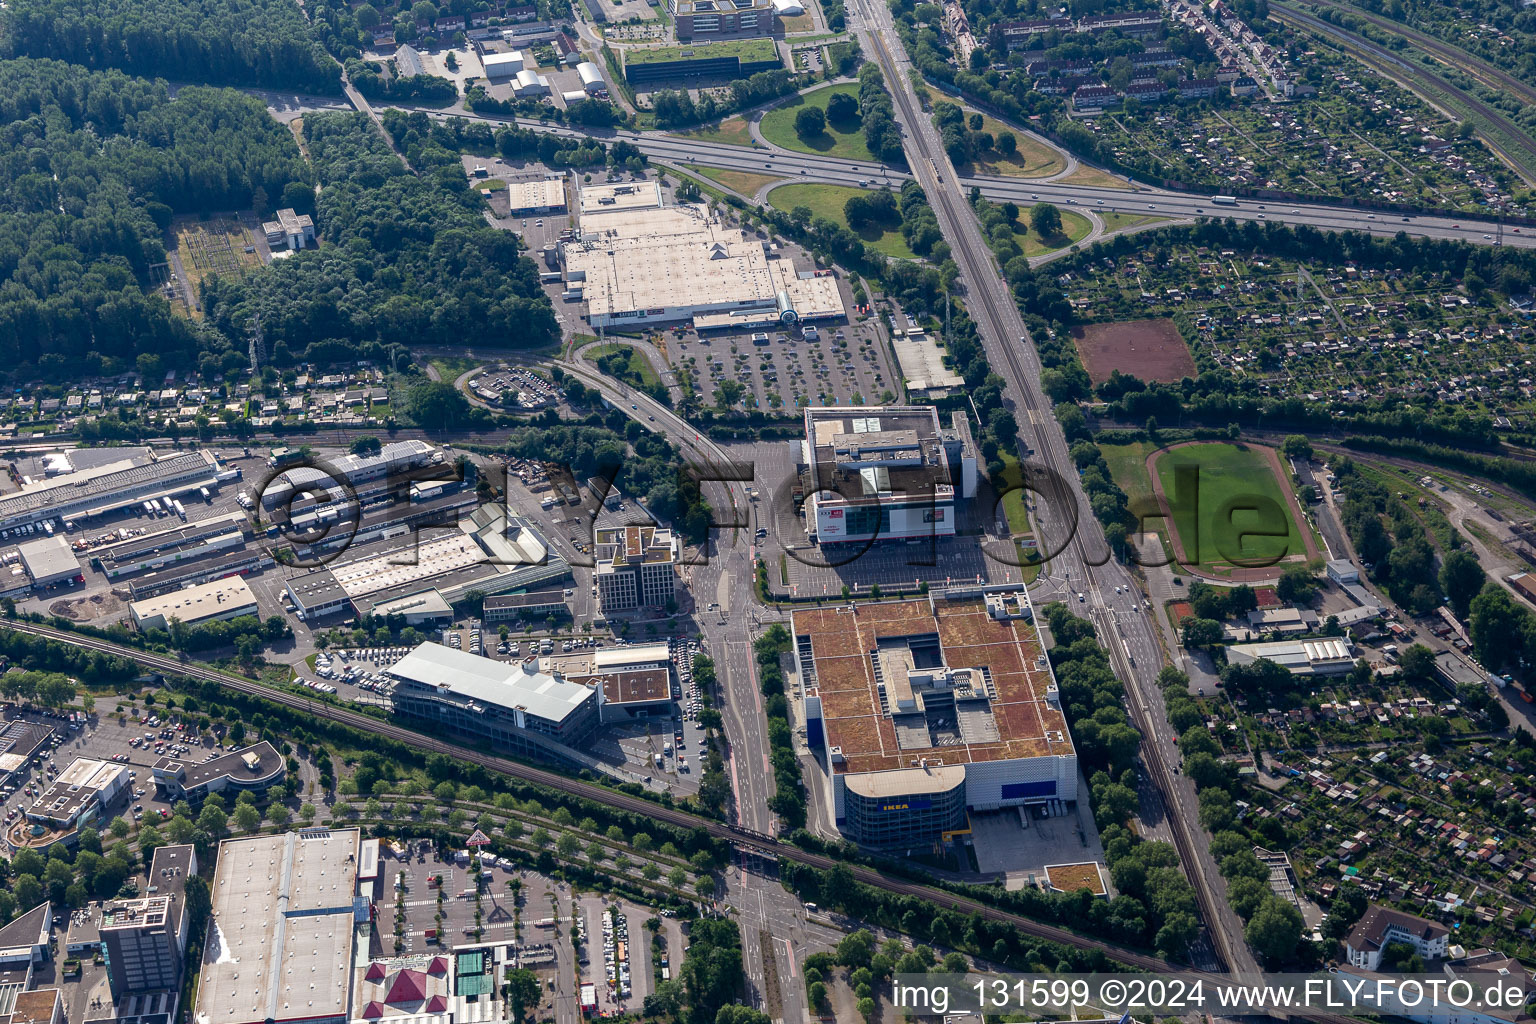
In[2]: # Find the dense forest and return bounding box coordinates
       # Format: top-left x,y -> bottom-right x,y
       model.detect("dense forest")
0,59 -> 312,378
1,0 -> 340,91
202,112 -> 559,365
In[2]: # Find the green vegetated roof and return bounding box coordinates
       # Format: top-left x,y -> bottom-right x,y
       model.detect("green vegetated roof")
625,37 -> 778,64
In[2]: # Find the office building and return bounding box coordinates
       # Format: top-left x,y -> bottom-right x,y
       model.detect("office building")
100,844 -> 198,999
594,525 -> 678,613
482,589 -> 569,622
128,577 -> 258,633
548,642 -> 674,723
388,642 -> 599,758
194,829 -> 366,1024
794,589 -> 1078,846
151,742 -> 285,804
1345,905 -> 1450,970
0,902 -> 52,988
669,0 -> 775,39
801,406 -> 978,545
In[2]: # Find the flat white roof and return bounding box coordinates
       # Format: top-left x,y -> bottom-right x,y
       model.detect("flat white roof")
196,829 -> 361,1024
331,533 -> 488,599
506,178 -> 566,211
578,181 -> 663,215
130,576 -> 257,626
564,204 -> 842,321
592,643 -> 670,669
390,642 -> 593,723
483,50 -> 525,67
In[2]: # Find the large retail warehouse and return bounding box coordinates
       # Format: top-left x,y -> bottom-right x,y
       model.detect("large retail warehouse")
794,589 -> 1078,846
561,183 -> 843,330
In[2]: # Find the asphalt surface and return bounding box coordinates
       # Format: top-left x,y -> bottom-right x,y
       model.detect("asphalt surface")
402,108 -> 1536,251
843,0 -> 1264,981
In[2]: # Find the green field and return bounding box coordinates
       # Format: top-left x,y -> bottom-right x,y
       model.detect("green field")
666,115 -> 758,148
1097,210 -> 1170,233
585,342 -> 662,389
758,82 -> 874,161
1016,208 -> 1093,258
1151,442 -> 1307,573
766,182 -> 914,258
694,165 -> 783,196
626,37 -> 779,64
959,106 -> 1068,178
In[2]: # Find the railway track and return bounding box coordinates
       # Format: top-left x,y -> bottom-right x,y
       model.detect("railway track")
1279,0 -> 1536,108
1271,2 -> 1536,184
856,14 -> 1261,985
3,618 -> 1182,970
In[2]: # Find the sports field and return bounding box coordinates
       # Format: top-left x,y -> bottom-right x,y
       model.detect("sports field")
1150,442 -> 1314,576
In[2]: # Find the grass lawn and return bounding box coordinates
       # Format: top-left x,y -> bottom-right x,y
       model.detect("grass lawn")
428,355 -> 480,380
1151,442 -> 1306,572
1059,163 -> 1136,189
767,182 -> 914,258
473,178 -> 507,191
958,107 -> 1067,178
1098,210 -> 1171,233
1014,208 -> 1093,257
668,115 -> 758,148
626,37 -> 778,63
759,82 -> 873,161
695,165 -> 784,196
586,342 -> 662,389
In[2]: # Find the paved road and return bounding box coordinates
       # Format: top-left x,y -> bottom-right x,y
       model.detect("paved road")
844,0 -> 1262,979
392,107 -> 1536,250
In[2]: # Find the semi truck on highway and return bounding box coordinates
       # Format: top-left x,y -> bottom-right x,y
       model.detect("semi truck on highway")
1212,195 -> 1238,205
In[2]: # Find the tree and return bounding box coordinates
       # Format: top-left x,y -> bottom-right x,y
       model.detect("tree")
1245,897 -> 1303,964
1398,643 -> 1436,681
1030,202 -> 1063,237
1279,435 -> 1313,461
234,803 -> 263,834
1439,549 -> 1486,620
406,380 -> 472,431
1182,617 -> 1223,649
349,435 -> 383,456
794,105 -> 827,140
1276,563 -> 1319,603
826,91 -> 858,123
506,968 -> 541,1023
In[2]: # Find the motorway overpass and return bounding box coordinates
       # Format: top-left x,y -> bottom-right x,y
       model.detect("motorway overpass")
419,108 -> 1536,251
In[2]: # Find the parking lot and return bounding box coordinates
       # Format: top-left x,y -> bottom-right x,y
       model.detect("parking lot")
467,366 -> 561,410
0,704 -> 215,839
664,296 -> 896,414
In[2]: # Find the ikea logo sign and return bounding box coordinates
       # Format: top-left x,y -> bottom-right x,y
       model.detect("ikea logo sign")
878,798 -> 932,812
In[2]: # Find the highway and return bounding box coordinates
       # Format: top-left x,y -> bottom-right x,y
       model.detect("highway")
414,108 -> 1536,250
843,0 -> 1265,983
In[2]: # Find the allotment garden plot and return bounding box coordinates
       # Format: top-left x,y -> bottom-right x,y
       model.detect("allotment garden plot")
1075,65 -> 1522,213
1059,242 -> 1535,420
